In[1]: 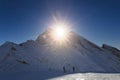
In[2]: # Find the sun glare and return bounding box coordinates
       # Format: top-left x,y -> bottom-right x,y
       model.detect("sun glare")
54,26 -> 67,39
50,21 -> 70,44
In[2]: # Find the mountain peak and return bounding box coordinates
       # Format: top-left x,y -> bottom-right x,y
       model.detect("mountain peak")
36,29 -> 102,51
36,27 -> 73,45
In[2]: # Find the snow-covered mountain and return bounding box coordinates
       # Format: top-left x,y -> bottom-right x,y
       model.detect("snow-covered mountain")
0,29 -> 120,74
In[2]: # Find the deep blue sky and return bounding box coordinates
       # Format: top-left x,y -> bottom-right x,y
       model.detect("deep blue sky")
0,0 -> 120,49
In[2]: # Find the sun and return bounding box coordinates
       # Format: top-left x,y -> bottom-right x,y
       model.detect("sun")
54,26 -> 67,39
50,22 -> 70,44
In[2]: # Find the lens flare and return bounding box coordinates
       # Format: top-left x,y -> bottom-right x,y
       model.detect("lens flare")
53,25 -> 67,39
50,21 -> 70,45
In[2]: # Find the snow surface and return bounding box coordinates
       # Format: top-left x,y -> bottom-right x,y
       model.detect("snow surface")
0,72 -> 120,80
0,30 -> 120,79
49,73 -> 120,80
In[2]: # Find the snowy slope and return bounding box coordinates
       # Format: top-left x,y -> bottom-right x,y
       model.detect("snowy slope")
102,44 -> 120,59
0,72 -> 120,80
0,30 -> 120,74
49,73 -> 120,80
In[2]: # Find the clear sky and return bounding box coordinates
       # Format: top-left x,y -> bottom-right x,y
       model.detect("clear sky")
0,0 -> 120,49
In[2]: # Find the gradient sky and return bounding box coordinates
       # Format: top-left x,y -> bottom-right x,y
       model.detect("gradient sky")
0,0 -> 120,49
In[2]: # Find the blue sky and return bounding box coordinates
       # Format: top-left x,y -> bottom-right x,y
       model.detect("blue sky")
0,0 -> 120,49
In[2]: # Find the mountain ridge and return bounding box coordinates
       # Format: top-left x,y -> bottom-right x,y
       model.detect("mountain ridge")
0,30 -> 120,73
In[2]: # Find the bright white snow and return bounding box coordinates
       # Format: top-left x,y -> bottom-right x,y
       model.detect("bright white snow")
0,30 -> 120,80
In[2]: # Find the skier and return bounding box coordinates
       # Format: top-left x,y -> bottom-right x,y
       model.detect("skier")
63,66 -> 66,73
72,66 -> 75,72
